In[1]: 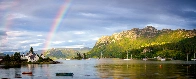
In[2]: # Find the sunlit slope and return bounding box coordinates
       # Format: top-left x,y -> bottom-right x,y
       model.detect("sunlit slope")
88,26 -> 196,60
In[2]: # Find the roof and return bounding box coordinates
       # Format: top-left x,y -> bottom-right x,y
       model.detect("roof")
29,54 -> 37,60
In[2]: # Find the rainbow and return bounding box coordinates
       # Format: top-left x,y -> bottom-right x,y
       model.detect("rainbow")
43,0 -> 72,52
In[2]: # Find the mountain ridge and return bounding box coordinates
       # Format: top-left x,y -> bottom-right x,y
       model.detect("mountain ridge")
88,26 -> 196,60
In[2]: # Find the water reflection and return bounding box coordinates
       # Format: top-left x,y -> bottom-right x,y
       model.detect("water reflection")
95,59 -> 196,79
0,59 -> 196,79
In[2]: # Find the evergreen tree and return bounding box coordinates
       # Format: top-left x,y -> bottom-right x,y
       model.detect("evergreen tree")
30,47 -> 34,54
2,54 -> 11,62
83,53 -> 87,59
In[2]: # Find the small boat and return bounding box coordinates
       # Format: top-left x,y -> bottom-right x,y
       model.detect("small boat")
22,72 -> 32,74
15,74 -> 22,78
191,58 -> 196,61
161,58 -> 166,61
65,59 -> 70,60
1,78 -> 10,79
143,58 -> 148,61
56,73 -> 74,76
123,52 -> 132,60
124,59 -> 131,60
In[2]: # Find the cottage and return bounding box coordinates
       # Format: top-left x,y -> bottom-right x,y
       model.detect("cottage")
40,54 -> 46,59
20,51 -> 42,62
27,54 -> 39,62
0,56 -> 3,61
0,53 -> 5,61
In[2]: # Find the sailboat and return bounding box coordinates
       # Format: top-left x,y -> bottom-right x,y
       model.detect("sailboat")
124,52 -> 131,60
143,52 -> 148,61
97,51 -> 103,60
191,53 -> 196,61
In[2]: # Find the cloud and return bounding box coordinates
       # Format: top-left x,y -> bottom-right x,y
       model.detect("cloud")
51,41 -> 65,44
65,45 -> 84,48
73,31 -> 85,35
30,43 -> 43,47
0,30 -> 7,36
37,35 -> 43,37
7,13 -> 27,20
1,0 -> 196,52
68,40 -> 73,42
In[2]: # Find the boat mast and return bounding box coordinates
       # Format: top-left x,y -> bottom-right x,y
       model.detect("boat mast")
101,51 -> 103,58
126,51 -> 128,59
187,53 -> 189,61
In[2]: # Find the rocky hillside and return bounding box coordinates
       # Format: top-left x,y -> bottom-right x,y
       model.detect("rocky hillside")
88,26 -> 196,60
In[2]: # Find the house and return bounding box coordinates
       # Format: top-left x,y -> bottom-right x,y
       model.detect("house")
0,53 -> 5,61
0,56 -> 3,61
20,51 -> 42,62
40,54 -> 46,59
27,54 -> 39,62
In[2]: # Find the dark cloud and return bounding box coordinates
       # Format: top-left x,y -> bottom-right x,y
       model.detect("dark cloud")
0,0 -> 196,52
0,30 -> 6,36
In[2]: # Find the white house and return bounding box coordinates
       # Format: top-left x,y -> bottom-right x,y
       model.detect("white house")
21,51 -> 45,62
40,54 -> 46,59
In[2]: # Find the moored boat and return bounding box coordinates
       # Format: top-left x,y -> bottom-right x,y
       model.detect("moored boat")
124,59 -> 131,60
191,58 -> 196,61
15,73 -> 22,78
161,58 -> 166,61
143,58 -> 148,61
22,72 -> 32,74
65,59 -> 70,60
56,73 -> 74,76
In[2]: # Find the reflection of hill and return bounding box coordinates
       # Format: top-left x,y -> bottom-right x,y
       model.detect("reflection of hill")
95,59 -> 195,79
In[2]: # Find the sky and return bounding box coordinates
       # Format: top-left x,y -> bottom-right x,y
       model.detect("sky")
0,0 -> 196,52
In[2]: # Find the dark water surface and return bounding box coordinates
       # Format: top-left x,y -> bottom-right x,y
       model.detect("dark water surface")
0,59 -> 196,79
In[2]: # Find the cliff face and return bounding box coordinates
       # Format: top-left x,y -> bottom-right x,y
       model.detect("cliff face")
89,26 -> 196,59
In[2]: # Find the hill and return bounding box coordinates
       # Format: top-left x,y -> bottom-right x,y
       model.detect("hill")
88,26 -> 196,60
43,47 -> 92,59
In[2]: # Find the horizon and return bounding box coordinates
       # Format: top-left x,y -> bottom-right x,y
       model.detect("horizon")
1,0 -> 196,52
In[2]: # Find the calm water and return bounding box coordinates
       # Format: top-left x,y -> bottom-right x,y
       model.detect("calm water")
0,59 -> 196,79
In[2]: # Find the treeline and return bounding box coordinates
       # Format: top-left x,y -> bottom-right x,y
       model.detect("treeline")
2,52 -> 22,64
73,53 -> 88,60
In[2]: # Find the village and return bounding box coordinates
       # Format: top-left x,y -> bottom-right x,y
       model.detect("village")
0,47 -> 59,64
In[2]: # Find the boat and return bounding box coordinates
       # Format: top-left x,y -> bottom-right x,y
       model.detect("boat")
143,58 -> 147,61
65,59 -> 70,60
56,73 -> 74,76
1,78 -> 10,79
15,73 -> 22,78
22,72 -> 32,74
124,59 -> 131,60
161,58 -> 166,61
191,58 -> 196,61
191,53 -> 196,61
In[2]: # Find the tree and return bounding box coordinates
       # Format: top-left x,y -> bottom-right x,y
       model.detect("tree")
2,54 -> 11,62
30,47 -> 34,54
13,52 -> 21,63
76,53 -> 82,60
83,53 -> 87,59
